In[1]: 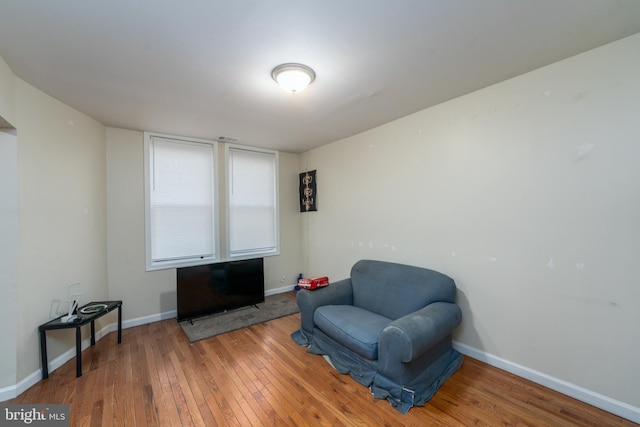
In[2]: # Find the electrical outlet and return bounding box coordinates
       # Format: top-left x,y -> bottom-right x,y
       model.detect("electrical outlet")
280,275 -> 286,283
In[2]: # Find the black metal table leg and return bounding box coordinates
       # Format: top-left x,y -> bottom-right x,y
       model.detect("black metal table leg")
118,304 -> 122,343
76,326 -> 82,377
40,329 -> 48,379
90,320 -> 96,345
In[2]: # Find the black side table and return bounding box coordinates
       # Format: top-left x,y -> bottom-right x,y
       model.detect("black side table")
38,300 -> 122,378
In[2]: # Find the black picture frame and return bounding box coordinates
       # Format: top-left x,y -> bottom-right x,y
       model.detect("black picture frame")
299,170 -> 317,212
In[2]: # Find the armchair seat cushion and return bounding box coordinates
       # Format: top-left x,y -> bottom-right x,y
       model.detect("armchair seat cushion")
314,305 -> 392,360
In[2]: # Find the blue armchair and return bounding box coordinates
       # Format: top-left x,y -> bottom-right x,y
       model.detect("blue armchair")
292,259 -> 463,413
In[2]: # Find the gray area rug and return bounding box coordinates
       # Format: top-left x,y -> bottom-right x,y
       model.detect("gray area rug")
179,293 -> 299,342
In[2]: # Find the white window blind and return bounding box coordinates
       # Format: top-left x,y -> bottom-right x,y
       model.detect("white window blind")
226,145 -> 279,258
145,134 -> 218,270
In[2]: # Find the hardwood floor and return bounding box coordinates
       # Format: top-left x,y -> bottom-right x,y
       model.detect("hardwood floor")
10,301 -> 637,426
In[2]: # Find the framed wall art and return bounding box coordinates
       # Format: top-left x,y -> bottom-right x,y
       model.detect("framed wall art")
299,170 -> 317,212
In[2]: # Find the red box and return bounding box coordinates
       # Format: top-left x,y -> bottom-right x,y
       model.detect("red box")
298,276 -> 329,290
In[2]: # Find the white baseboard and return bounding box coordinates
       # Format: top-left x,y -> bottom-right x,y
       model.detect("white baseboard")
5,302 -> 637,424
453,341 -> 640,424
122,287 -> 293,330
1,322 -> 119,402
266,284 -> 297,296
122,309 -> 176,329
3,289 -> 297,402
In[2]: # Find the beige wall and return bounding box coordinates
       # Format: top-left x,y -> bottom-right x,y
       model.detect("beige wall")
0,55 -> 15,126
266,150 -> 304,292
105,128 -> 175,318
0,55 -> 18,392
0,53 -> 108,392
14,80 -> 108,380
0,129 -> 18,389
106,127 -> 302,321
300,33 -> 640,409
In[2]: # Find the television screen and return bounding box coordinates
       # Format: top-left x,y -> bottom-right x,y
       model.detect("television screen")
176,258 -> 265,322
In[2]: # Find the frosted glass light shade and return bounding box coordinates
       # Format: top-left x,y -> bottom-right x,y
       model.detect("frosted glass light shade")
271,63 -> 315,94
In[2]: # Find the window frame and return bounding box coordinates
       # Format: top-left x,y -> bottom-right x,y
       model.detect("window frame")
224,143 -> 280,260
143,132 -> 220,271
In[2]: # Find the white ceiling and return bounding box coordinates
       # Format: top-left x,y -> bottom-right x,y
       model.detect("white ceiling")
1,1 -> 640,153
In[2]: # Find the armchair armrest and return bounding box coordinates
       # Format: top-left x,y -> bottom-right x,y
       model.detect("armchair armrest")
379,302 -> 462,363
296,278 -> 354,333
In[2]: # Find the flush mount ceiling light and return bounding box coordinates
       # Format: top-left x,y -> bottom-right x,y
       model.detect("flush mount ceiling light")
271,63 -> 316,94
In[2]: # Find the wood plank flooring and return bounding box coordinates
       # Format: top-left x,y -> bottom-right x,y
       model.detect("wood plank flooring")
10,296 -> 637,426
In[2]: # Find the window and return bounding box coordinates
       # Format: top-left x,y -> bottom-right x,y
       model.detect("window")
226,145 -> 279,259
144,133 -> 280,271
144,133 -> 219,270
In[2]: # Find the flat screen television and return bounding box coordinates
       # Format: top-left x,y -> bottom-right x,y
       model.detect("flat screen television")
176,258 -> 265,322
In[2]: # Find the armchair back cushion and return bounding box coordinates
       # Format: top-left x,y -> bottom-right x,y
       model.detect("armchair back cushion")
351,259 -> 456,320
